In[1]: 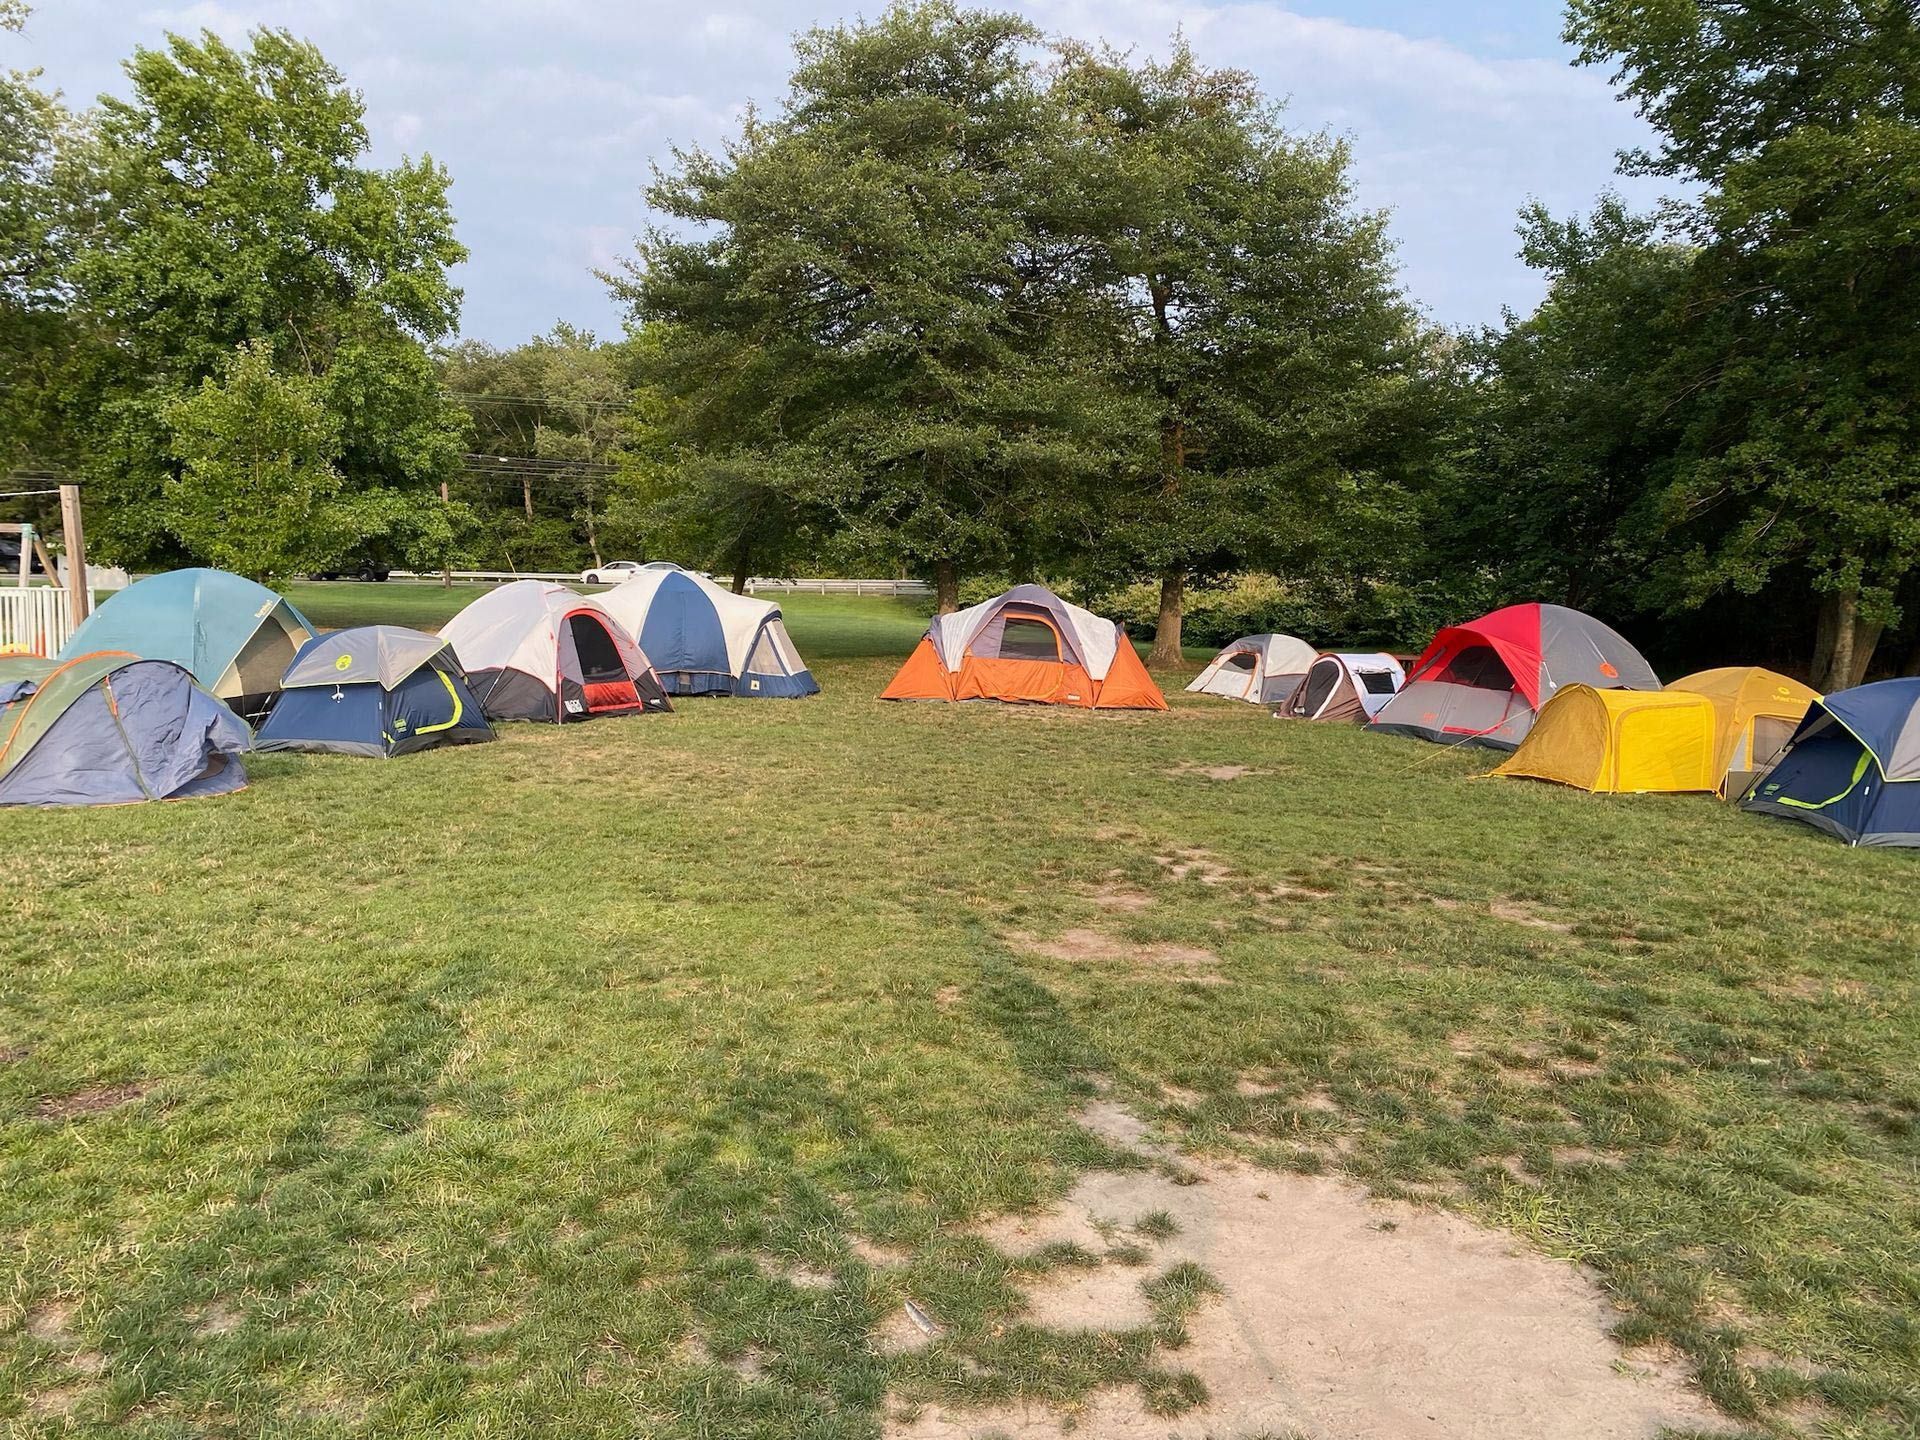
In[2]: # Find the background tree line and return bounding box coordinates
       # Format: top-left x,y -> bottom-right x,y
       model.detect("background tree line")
3,0 -> 1917,688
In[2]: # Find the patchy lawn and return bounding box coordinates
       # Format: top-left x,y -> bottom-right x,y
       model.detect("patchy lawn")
2,595 -> 1915,1438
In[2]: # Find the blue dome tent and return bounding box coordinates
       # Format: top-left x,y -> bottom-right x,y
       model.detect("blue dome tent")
61,568 -> 315,720
596,564 -> 818,698
1742,678 -> 1920,846
254,626 -> 496,758
0,652 -> 251,806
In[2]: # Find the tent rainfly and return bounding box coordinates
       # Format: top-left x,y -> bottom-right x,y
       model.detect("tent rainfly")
1284,652 -> 1406,722
881,583 -> 1166,710
0,652 -> 251,806
60,568 -> 314,720
439,580 -> 671,723
1742,678 -> 1920,845
1186,634 -> 1318,706
253,626 -> 496,758
1667,668 -> 1821,799
1369,602 -> 1659,750
593,564 -> 818,697
1492,666 -> 1818,797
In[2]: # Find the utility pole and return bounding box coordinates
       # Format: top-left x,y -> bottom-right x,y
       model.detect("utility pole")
58,484 -> 90,622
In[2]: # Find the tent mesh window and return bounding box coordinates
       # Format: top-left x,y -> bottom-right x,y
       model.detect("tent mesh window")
998,616 -> 1061,661
229,622 -> 300,708
1438,645 -> 1515,690
1360,669 -> 1398,695
747,631 -> 784,675
1749,715 -> 1797,771
1226,652 -> 1258,671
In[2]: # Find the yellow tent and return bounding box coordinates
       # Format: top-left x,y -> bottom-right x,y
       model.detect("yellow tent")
1491,667 -> 1819,796
1491,686 -> 1719,793
1664,667 -> 1819,797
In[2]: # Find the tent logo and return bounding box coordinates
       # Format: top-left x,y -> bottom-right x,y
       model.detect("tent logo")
1598,661 -> 1619,678
335,654 -> 354,672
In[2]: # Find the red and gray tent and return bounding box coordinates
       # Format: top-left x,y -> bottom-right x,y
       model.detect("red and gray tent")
1369,603 -> 1658,750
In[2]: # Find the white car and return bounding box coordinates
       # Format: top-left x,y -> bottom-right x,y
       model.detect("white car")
581,560 -> 643,585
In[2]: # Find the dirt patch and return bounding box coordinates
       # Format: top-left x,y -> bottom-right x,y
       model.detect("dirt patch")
26,1383 -> 84,1418
897,1105 -> 1719,1440
769,1258 -> 836,1290
26,1299 -> 76,1344
33,1081 -> 152,1121
935,985 -> 962,1010
1021,1263 -> 1156,1331
1490,900 -> 1575,933
0,1043 -> 30,1064
875,1299 -> 945,1355
1234,1077 -> 1282,1098
1260,881 -> 1335,902
1010,930 -> 1224,985
1163,762 -> 1260,782
190,1300 -> 242,1338
850,1236 -> 912,1268
1086,882 -> 1154,914
1071,1099 -> 1160,1155
1153,849 -> 1233,885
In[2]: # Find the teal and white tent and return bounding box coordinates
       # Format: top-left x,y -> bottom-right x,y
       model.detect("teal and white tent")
61,568 -> 315,720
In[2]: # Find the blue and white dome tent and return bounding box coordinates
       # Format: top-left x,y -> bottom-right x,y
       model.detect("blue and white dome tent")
595,564 -> 819,698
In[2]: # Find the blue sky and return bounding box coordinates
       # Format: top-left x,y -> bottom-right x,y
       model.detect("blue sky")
7,0 -> 1673,345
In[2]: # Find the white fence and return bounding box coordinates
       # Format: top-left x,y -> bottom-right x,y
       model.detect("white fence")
0,587 -> 76,657
389,570 -> 931,597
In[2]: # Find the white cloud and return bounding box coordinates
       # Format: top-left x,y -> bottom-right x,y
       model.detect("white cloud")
27,0 -> 1676,341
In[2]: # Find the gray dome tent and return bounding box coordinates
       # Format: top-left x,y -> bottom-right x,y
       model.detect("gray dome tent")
0,652 -> 251,806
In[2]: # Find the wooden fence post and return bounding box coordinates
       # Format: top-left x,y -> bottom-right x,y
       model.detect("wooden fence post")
58,484 -> 89,622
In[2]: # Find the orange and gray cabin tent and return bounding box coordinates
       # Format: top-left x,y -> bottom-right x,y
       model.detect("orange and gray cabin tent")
438,580 -> 671,723
880,583 -> 1167,710
1368,602 -> 1659,750
1186,634 -> 1317,706
0,651 -> 251,806
1284,652 -> 1406,721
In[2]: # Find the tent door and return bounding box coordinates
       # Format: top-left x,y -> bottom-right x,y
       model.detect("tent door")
565,613 -> 640,712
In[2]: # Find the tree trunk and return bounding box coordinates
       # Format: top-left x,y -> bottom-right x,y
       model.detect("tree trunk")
933,560 -> 959,615
522,476 -> 534,520
1148,568 -> 1185,668
731,544 -> 752,596
440,481 -> 452,588
1815,590 -> 1884,690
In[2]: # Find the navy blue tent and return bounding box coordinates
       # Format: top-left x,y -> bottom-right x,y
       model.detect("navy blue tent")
254,626 -> 495,758
1742,678 -> 1920,846
0,653 -> 250,806
596,564 -> 819,698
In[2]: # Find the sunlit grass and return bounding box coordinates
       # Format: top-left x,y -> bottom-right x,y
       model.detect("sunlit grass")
2,596 -> 1915,1438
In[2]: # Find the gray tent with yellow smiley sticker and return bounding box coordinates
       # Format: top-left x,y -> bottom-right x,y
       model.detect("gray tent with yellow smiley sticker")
253,626 -> 495,758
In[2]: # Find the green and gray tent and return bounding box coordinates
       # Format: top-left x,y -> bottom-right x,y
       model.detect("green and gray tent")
0,651 -> 252,806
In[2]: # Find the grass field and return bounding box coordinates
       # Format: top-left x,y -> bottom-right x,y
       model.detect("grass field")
3,587 -> 1916,1438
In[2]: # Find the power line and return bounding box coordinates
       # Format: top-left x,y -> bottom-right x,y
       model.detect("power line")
445,391 -> 633,411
